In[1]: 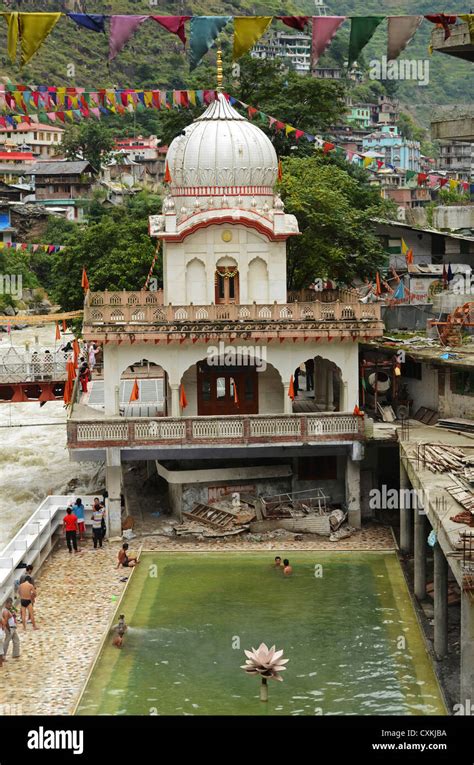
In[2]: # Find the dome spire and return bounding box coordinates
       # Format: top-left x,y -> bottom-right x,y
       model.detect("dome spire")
216,46 -> 223,93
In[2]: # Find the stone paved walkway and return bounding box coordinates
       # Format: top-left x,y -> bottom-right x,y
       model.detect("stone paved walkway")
0,523 -> 394,716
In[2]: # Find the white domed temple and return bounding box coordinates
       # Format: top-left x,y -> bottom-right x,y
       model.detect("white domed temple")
68,93 -> 384,536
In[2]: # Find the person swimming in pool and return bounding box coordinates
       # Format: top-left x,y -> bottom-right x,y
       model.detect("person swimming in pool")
283,559 -> 293,576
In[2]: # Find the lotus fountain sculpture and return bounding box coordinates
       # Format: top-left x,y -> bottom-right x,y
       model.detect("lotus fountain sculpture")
241,643 -> 289,702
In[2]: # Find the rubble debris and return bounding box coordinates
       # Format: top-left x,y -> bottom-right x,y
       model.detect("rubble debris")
329,525 -> 354,542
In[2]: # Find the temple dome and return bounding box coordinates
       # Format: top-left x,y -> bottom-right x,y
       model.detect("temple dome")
166,94 -> 278,189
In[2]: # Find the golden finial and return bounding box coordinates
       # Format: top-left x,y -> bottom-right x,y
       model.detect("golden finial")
216,46 -> 223,92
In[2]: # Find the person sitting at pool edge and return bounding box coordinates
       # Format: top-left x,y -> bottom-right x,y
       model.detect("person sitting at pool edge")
283,559 -> 293,576
117,543 -> 139,569
273,556 -> 282,568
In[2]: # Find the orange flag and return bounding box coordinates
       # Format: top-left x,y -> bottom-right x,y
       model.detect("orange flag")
233,378 -> 239,407
277,158 -> 283,182
353,404 -> 363,416
288,375 -> 295,401
55,322 -> 61,341
179,383 -> 188,409
164,161 -> 172,183
63,360 -> 75,405
81,267 -> 89,291
375,272 -> 382,297
129,378 -> 139,403
62,319 -> 67,332
72,338 -> 80,368
406,249 -> 413,265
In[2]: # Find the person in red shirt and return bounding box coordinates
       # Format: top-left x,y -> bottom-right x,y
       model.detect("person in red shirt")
63,507 -> 79,553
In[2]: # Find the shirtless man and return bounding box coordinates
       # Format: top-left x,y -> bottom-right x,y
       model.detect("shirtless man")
283,559 -> 293,576
117,543 -> 139,568
18,576 -> 37,630
273,556 -> 283,568
112,614 -> 127,648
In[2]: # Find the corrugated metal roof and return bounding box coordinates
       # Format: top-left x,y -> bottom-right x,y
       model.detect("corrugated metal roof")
30,161 -> 91,175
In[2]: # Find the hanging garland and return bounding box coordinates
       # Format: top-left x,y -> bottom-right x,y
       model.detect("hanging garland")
215,267 -> 239,280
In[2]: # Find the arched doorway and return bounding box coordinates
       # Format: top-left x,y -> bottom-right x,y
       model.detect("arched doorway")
215,257 -> 239,305
186,258 -> 206,304
248,257 -> 269,303
116,360 -> 166,417
293,356 -> 342,412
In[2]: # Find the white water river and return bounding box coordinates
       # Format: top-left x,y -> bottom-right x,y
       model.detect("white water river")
0,324 -> 101,552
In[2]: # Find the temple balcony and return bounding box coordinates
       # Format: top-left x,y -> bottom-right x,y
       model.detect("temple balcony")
67,411 -> 366,458
83,290 -> 383,344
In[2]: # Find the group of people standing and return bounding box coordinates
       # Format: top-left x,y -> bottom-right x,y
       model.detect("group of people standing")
1,565 -> 37,665
63,497 -> 107,553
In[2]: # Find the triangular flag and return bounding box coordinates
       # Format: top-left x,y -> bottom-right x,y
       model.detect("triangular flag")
348,16 -> 385,68
62,319 -> 67,332
67,13 -> 106,33
109,15 -> 148,60
393,281 -> 405,299
288,375 -> 295,401
81,267 -> 89,291
3,12 -> 19,63
387,16 -> 423,60
151,16 -> 190,46
55,322 -> 61,341
277,16 -> 309,32
129,378 -> 139,403
447,263 -> 453,282
189,16 -> 231,69
164,161 -> 172,183
406,249 -> 413,265
311,16 -> 346,66
401,238 -> 408,255
233,16 -> 273,60
179,384 -> 188,409
353,405 -> 363,416
19,13 -> 62,66
425,14 -> 457,41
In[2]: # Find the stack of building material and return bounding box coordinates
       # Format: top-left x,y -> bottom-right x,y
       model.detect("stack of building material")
437,418 -> 474,434
419,443 -> 468,473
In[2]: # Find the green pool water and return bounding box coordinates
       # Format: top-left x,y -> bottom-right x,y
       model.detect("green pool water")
76,552 -> 446,716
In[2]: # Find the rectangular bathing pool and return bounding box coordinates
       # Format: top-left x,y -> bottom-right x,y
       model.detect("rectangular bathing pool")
76,552 -> 446,716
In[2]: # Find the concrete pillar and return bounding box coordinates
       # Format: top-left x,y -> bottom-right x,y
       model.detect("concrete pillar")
103,347 -> 121,416
283,382 -> 293,414
414,509 -> 427,601
170,384 -> 180,417
341,380 -> 348,411
433,542 -> 448,660
314,360 -> 327,408
345,455 -> 361,528
399,458 -> 413,554
461,590 -> 474,709
326,364 -> 335,411
105,447 -> 122,538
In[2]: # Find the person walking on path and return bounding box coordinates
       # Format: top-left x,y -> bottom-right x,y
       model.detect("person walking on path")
18,577 -> 37,631
63,506 -> 79,553
73,498 -> 86,542
2,598 -> 20,659
91,499 -> 105,549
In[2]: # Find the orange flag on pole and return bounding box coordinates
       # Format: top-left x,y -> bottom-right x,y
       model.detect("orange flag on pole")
164,161 -> 172,183
233,378 -> 239,407
55,322 -> 61,341
129,378 -> 139,403
62,319 -> 67,332
353,404 -> 362,416
179,383 -> 188,409
81,267 -> 89,291
288,375 -> 295,401
63,360 -> 75,405
277,158 -> 283,182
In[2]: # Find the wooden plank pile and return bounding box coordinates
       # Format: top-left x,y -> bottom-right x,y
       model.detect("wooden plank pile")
419,443 -> 471,473
437,418 -> 474,434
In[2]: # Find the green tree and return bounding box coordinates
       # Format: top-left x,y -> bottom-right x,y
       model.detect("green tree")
61,121 -> 115,174
47,191 -> 162,310
279,154 -> 393,289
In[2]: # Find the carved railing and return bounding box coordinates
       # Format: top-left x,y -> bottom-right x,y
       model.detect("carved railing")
84,292 -> 381,325
68,412 -> 365,448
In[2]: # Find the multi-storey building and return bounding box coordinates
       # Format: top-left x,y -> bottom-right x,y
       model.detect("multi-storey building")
0,123 -> 64,159
66,94 -> 383,536
363,125 -> 421,172
251,30 -> 312,73
438,140 -> 474,183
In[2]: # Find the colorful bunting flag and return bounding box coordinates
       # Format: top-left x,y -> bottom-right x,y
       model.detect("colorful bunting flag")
311,16 -> 346,66
233,16 -> 273,60
67,13 -> 106,33
277,16 -> 309,32
424,14 -> 457,40
109,15 -> 148,60
387,16 -> 423,60
189,16 -> 231,69
151,15 -> 191,47
19,13 -> 62,66
348,16 -> 385,68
